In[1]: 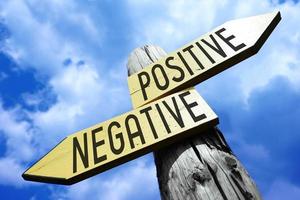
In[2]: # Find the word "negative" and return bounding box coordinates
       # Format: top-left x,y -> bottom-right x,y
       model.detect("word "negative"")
23,88 -> 218,185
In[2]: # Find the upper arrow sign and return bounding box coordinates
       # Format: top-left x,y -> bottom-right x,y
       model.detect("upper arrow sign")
128,11 -> 281,108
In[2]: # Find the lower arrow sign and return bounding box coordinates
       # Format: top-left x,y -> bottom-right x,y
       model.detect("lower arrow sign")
22,88 -> 218,185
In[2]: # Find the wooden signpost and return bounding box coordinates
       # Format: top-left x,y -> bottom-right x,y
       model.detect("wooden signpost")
23,11 -> 281,199
128,45 -> 261,200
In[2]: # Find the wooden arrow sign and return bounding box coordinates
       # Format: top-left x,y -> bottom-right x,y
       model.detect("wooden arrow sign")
22,88 -> 218,185
128,11 -> 281,108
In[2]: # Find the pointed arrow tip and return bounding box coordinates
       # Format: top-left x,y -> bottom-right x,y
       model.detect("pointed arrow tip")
253,10 -> 281,50
22,169 -> 71,185
267,10 -> 281,21
21,137 -> 73,185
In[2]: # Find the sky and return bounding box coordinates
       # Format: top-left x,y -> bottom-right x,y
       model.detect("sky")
0,0 -> 300,199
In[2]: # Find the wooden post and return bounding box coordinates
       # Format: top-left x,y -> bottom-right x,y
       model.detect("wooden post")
127,45 -> 262,200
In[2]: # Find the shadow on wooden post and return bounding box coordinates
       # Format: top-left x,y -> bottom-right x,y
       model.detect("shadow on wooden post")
127,45 -> 261,200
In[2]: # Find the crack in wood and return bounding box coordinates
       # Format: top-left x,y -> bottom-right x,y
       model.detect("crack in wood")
205,159 -> 229,200
144,45 -> 155,63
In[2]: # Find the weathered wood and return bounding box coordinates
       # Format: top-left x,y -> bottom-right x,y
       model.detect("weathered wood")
127,45 -> 261,200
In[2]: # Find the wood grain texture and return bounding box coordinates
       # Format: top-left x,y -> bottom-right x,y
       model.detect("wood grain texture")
127,45 -> 262,200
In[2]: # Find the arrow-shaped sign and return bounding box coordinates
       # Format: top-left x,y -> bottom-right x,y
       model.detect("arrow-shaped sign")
22,88 -> 218,185
128,11 -> 281,108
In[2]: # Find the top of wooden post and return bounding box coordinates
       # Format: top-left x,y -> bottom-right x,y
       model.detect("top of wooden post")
127,45 -> 167,76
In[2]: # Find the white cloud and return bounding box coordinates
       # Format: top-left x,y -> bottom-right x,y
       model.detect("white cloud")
241,143 -> 270,161
21,62 -> 129,157
0,157 -> 25,187
0,0 -> 102,76
29,64 -> 104,147
127,0 -> 274,50
0,103 -> 34,187
265,179 -> 300,200
226,132 -> 271,165
127,0 -> 224,50
0,72 -> 7,81
0,103 -> 34,162
51,156 -> 159,200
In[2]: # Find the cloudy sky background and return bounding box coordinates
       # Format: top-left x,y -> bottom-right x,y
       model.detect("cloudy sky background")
0,0 -> 300,199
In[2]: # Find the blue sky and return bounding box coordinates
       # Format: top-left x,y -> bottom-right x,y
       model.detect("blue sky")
0,0 -> 300,199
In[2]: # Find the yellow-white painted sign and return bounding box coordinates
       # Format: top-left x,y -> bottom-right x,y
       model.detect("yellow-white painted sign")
128,11 -> 281,108
22,88 -> 218,185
